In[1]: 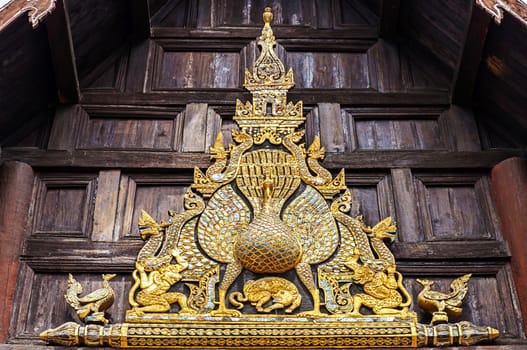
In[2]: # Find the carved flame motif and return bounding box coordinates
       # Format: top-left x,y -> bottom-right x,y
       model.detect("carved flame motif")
39,7 -> 500,348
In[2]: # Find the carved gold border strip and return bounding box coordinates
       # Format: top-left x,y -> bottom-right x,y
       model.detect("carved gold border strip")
476,0 -> 527,25
0,0 -> 56,32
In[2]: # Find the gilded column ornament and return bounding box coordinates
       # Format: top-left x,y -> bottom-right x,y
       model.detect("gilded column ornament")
40,7 -> 500,348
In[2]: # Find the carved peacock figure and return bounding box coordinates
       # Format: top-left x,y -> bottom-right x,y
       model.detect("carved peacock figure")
417,274 -> 472,324
65,273 -> 116,324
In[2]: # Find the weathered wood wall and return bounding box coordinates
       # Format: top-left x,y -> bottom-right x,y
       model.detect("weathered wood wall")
2,0 -> 526,347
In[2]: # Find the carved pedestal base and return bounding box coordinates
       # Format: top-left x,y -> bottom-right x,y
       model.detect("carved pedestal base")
430,311 -> 449,325
40,316 -> 499,348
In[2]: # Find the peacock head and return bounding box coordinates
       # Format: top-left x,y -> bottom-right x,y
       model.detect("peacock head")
416,278 -> 434,287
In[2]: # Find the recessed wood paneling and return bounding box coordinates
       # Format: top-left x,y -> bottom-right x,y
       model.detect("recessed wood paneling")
32,174 -> 96,237
154,50 -> 240,89
354,118 -> 444,150
215,0 -> 315,27
77,116 -> 177,150
414,173 -> 501,241
404,268 -> 523,338
116,174 -> 191,239
345,173 -> 394,227
11,266 -> 132,340
286,52 -> 369,88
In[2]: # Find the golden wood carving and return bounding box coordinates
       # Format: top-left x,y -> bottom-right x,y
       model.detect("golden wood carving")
65,273 -> 116,325
417,274 -> 472,325
40,7 -> 500,348
0,0 -> 56,32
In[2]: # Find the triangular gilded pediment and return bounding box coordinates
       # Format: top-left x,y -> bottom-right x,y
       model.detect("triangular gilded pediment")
40,7 -> 499,349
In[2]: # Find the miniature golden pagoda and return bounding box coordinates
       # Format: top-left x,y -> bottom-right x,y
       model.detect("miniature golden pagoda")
40,8 -> 499,348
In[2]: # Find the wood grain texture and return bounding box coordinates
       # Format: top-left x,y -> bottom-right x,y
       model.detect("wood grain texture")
439,105 -> 481,151
452,4 -> 490,106
492,157 -> 527,335
0,16 -> 55,143
114,173 -> 191,239
215,0 -> 315,27
344,172 -> 395,226
31,173 -> 96,237
92,170 -> 121,241
9,266 -> 132,341
80,89 -> 451,106
77,116 -> 175,150
391,168 -> 420,242
404,269 -> 523,338
47,104 -> 88,150
414,173 -> 500,241
399,0 -> 472,72
20,240 -> 510,270
67,0 -> 131,78
474,14 -> 527,142
155,51 -> 239,89
318,103 -> 346,152
2,148 -> 523,170
286,52 -> 369,88
44,0 -> 80,103
354,118 -> 444,150
0,162 -> 34,343
181,103 -> 208,152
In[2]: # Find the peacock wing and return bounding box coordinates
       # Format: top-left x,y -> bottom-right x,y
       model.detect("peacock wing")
197,184 -> 251,263
78,288 -> 108,304
178,217 -> 218,281
283,185 -> 339,264
423,290 -> 454,301
319,221 -> 357,273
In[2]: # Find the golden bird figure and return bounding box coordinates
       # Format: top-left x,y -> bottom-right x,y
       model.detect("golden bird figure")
65,273 -> 116,324
416,273 -> 472,324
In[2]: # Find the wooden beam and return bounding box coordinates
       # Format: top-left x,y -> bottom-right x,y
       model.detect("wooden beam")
151,26 -> 379,40
1,148 -> 522,170
80,89 -> 451,106
379,0 -> 400,39
452,4 -> 491,106
45,0 -> 80,103
21,239 -> 509,272
324,150 -> 524,169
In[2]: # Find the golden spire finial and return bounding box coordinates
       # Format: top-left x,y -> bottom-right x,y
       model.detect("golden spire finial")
261,7 -> 273,40
263,7 -> 273,26
234,7 -> 304,143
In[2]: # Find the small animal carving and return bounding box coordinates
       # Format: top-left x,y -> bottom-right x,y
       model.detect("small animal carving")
416,274 -> 472,324
229,277 -> 302,313
65,273 -> 116,324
